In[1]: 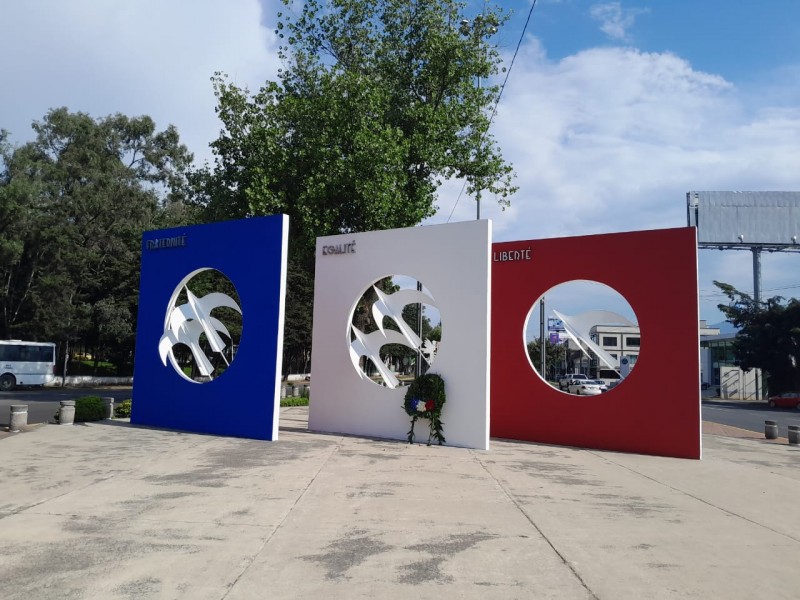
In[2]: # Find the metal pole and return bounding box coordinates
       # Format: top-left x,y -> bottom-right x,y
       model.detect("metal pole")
476,0 -> 485,221
752,247 -> 762,305
753,247 -> 761,400
416,280 -> 423,378
476,80 -> 481,220
539,298 -> 546,377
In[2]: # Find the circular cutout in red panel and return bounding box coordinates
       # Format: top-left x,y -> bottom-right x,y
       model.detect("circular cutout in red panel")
523,280 -> 640,396
490,228 -> 701,459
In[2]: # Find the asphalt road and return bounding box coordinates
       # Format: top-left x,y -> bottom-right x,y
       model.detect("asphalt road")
0,387 -> 132,426
702,401 -> 800,438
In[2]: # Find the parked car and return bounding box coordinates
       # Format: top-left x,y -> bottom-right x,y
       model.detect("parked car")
568,380 -> 604,395
559,374 -> 588,390
767,391 -> 800,409
589,379 -> 609,392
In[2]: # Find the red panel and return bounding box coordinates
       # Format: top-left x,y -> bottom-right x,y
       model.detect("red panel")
490,228 -> 701,459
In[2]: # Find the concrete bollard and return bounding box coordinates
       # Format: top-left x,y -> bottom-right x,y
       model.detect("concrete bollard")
281,386 -> 287,399
9,405 -> 28,432
102,397 -> 114,419
292,386 -> 300,397
789,425 -> 800,446
59,400 -> 76,425
765,420 -> 778,440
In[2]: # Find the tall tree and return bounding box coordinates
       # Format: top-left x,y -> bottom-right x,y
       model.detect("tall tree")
715,281 -> 800,393
0,108 -> 195,372
527,338 -> 563,381
192,0 -> 517,371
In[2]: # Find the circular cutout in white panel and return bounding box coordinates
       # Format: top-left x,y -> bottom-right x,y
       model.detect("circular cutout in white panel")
348,275 -> 441,389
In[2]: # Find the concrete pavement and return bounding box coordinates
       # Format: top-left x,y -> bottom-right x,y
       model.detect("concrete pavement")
1,407 -> 799,599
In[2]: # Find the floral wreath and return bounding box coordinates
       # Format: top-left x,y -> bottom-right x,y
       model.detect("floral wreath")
403,373 -> 446,445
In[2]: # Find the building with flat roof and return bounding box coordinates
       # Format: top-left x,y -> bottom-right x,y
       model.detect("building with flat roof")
553,313 -> 745,395
700,329 -> 763,400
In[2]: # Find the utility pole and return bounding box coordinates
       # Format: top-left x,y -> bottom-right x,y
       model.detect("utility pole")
416,280 -> 423,378
461,1 -> 489,221
539,298 -> 546,378
476,0 -> 486,221
753,246 -> 762,400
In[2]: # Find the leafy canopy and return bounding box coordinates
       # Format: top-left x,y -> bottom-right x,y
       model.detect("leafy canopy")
0,108 -> 194,369
194,0 -> 516,262
527,338 -> 565,380
191,1 -> 517,375
715,281 -> 800,393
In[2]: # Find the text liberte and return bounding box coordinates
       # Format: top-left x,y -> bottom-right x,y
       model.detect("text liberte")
493,249 -> 532,262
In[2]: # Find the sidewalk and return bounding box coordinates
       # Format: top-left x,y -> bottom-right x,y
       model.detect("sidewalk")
1,407 -> 798,599
701,420 -> 767,439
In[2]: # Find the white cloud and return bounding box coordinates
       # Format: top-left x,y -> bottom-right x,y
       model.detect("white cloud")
0,0 -> 280,164
431,41 -> 800,322
589,2 -> 648,41
2,3 -> 798,323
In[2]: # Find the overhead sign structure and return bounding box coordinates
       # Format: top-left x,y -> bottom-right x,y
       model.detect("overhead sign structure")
687,191 -> 800,248
491,227 -> 701,459
132,215 -> 289,440
687,190 -> 800,309
309,220 -> 492,450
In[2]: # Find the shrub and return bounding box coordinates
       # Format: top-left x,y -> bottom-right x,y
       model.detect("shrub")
74,396 -> 106,422
115,399 -> 132,418
281,397 -> 309,407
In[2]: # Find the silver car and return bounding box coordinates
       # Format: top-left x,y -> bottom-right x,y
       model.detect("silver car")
559,374 -> 588,390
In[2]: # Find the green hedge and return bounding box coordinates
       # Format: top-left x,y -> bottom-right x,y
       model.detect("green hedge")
107,397 -> 303,416
74,396 -> 106,422
281,397 -> 309,407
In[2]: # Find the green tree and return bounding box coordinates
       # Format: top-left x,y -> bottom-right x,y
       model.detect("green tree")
283,262 -> 314,374
715,281 -> 800,393
0,108 -> 195,373
527,338 -> 563,381
192,0 -> 516,371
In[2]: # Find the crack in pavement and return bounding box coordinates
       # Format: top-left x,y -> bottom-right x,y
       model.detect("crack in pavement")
470,450 -> 601,600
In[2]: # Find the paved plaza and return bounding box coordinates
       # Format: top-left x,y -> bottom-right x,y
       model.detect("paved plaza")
1,407 -> 799,599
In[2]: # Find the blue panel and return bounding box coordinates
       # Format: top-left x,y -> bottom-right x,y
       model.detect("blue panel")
132,216 -> 287,439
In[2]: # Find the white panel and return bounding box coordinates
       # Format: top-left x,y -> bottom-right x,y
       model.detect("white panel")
309,220 -> 491,450
272,214 -> 290,440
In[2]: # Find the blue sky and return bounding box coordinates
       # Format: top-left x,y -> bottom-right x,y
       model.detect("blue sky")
504,0 -> 800,83
2,0 -> 799,327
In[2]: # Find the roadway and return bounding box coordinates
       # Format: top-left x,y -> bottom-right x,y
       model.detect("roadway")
0,386 -> 133,427
702,400 -> 800,439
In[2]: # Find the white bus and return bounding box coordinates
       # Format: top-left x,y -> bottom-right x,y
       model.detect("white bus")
0,340 -> 57,391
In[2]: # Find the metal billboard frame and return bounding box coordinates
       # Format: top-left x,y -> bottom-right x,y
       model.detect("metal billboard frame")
687,191 -> 800,249
687,191 -> 800,304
